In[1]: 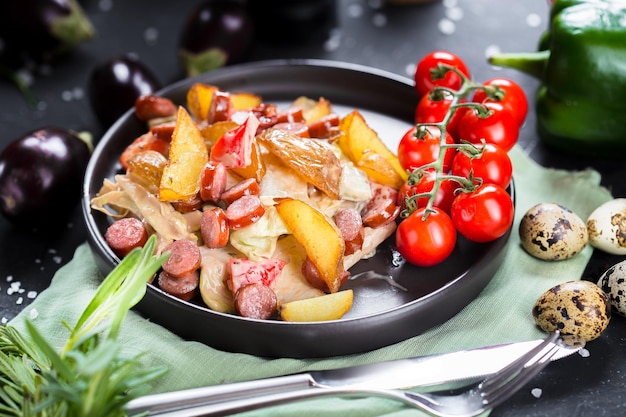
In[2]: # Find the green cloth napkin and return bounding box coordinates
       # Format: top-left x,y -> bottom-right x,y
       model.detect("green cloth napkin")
9,146 -> 613,417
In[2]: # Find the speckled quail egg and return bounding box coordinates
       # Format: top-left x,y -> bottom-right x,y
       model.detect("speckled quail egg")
587,198 -> 626,255
597,260 -> 626,317
519,202 -> 588,261
532,280 -> 611,342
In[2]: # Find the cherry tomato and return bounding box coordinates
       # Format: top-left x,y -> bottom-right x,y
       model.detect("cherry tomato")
450,184 -> 514,243
450,143 -> 513,189
414,90 -> 467,140
397,169 -> 458,214
457,102 -> 519,152
398,126 -> 456,173
396,207 -> 457,267
472,78 -> 528,127
414,50 -> 471,97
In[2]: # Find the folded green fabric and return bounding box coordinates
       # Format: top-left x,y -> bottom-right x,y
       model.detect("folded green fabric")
9,146 -> 612,417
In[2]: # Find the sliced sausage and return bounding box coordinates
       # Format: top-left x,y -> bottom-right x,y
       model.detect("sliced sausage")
307,113 -> 340,138
201,207 -> 230,248
162,239 -> 202,278
225,195 -> 265,230
150,121 -> 176,142
134,95 -> 177,121
301,257 -> 350,293
334,208 -> 365,255
362,197 -> 400,228
234,283 -> 278,320
220,178 -> 260,205
157,269 -> 199,302
276,107 -> 305,123
207,90 -> 232,123
200,162 -> 228,203
272,122 -> 310,138
104,217 -> 148,257
171,193 -> 203,213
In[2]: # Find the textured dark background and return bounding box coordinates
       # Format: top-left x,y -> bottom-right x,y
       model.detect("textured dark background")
1,1 -> 625,415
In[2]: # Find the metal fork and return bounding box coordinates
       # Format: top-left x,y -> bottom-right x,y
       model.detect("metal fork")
139,331 -> 560,417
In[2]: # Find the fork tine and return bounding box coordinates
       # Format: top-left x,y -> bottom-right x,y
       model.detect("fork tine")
478,331 -> 561,408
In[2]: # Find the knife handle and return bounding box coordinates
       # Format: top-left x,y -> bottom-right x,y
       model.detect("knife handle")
126,373 -> 315,415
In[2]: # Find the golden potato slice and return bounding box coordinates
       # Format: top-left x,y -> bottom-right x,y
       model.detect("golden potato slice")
200,120 -> 239,147
186,83 -> 217,121
258,128 -> 342,199
231,140 -> 266,182
275,198 -> 345,293
292,96 -> 332,124
280,290 -> 354,322
230,92 -> 262,110
357,149 -> 405,189
159,106 -> 209,201
338,110 -> 408,189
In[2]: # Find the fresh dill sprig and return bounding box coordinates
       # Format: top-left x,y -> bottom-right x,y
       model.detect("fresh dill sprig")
0,235 -> 169,417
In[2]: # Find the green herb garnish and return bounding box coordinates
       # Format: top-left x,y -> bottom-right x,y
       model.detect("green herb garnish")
0,235 -> 169,416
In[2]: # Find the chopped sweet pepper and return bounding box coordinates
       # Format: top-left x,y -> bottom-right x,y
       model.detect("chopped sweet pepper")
489,0 -> 626,158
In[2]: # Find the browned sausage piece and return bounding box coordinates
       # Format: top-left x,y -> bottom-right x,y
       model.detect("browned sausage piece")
171,193 -> 203,213
221,178 -> 261,205
162,239 -> 202,278
307,114 -> 340,138
207,90 -> 232,123
234,283 -> 278,320
300,257 -> 350,293
335,208 -> 365,255
200,162 -> 227,203
150,121 -> 176,142
362,197 -> 401,228
104,217 -> 148,257
272,122 -> 310,138
134,95 -> 177,121
157,269 -> 199,302
225,195 -> 265,230
276,107 -> 305,123
201,207 -> 229,248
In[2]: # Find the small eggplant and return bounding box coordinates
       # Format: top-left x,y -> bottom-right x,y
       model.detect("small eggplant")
0,127 -> 92,229
88,54 -> 163,128
0,0 -> 95,61
178,0 -> 254,77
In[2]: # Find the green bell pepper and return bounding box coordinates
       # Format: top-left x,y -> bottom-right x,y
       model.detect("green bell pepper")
489,0 -> 626,158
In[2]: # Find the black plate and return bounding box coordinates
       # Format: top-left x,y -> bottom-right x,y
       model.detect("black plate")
82,59 -> 514,358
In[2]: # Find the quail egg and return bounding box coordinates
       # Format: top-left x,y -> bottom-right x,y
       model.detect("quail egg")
597,260 -> 626,317
519,202 -> 588,261
532,280 -> 610,342
587,198 -> 626,255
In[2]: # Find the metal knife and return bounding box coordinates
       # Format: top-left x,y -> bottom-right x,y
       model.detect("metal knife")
127,336 -> 584,416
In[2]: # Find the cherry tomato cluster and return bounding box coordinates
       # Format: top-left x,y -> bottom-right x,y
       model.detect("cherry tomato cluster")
395,50 -> 527,268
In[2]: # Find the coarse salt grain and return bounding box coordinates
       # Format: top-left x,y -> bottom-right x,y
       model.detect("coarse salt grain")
1,317 -> 7,325
27,291 -> 38,299
531,388 -> 543,398
16,297 -> 23,305
579,348 -> 590,358
30,308 -> 39,320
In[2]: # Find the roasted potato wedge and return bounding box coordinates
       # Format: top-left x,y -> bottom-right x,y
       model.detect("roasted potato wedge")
258,128 -> 342,199
230,92 -> 262,110
338,110 -> 408,189
275,197 -> 345,293
231,139 -> 266,182
292,96 -> 333,124
200,120 -> 239,147
280,289 -> 354,322
186,83 -> 217,122
159,106 -> 208,201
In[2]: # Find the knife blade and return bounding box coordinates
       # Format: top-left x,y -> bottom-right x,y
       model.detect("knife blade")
127,335 -> 584,416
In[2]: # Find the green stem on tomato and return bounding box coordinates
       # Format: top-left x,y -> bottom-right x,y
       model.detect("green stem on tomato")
407,64 -> 491,220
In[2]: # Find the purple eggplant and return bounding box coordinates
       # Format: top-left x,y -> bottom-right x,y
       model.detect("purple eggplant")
178,0 -> 254,77
0,0 -> 95,61
0,126 -> 92,228
87,54 -> 163,128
